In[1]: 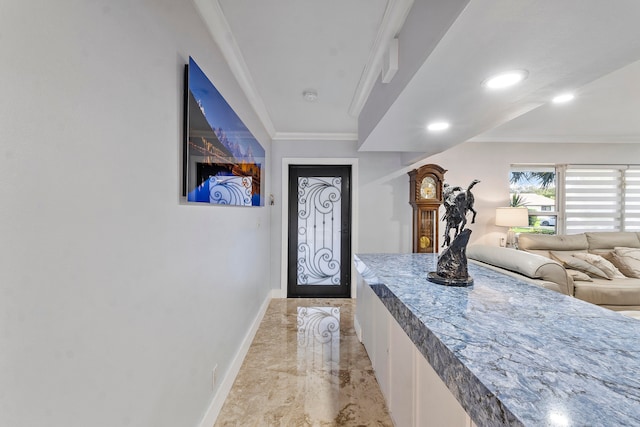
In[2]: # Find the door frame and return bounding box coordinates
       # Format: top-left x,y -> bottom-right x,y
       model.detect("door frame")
280,158 -> 359,299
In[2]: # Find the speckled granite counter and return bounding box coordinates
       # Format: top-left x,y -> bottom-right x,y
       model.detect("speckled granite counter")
355,253 -> 640,427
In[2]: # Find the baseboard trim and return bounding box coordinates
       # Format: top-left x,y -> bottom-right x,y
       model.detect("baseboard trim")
354,315 -> 363,342
271,288 -> 286,298
197,291 -> 273,427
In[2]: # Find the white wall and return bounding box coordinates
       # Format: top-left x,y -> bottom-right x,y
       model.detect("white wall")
0,1 -> 271,426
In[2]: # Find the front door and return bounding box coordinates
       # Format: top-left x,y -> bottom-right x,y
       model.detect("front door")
287,165 -> 351,298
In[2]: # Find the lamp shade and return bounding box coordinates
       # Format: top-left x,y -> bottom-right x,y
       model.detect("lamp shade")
495,207 -> 529,227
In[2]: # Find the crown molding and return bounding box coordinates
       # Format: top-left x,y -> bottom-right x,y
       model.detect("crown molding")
348,0 -> 414,118
193,0 -> 276,138
273,132 -> 358,142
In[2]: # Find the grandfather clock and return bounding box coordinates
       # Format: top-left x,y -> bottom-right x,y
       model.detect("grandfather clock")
408,164 -> 446,253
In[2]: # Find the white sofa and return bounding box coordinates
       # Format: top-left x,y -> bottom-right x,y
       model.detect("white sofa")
468,232 -> 640,311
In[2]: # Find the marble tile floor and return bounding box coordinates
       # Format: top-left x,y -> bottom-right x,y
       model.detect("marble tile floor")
214,298 -> 393,427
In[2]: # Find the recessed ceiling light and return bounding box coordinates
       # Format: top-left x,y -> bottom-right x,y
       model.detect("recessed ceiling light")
552,93 -> 575,104
426,121 -> 450,132
483,70 -> 528,89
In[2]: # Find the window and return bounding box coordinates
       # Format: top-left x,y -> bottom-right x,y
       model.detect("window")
509,166 -> 557,235
509,164 -> 640,235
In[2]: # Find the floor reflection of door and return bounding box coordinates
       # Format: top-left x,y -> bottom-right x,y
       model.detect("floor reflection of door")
297,306 -> 340,372
296,306 -> 341,420
287,165 -> 351,298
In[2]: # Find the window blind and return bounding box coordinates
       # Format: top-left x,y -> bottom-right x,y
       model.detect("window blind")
565,167 -> 622,233
624,167 -> 640,231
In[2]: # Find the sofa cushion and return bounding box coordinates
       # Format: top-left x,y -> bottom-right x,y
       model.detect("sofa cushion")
518,233 -> 588,258
610,247 -> 640,278
585,232 -> 640,255
467,245 -> 572,295
573,277 -> 640,306
566,269 -> 592,282
572,252 -> 626,279
549,251 -> 610,280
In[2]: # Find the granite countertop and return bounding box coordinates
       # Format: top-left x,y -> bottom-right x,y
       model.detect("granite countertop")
355,253 -> 640,427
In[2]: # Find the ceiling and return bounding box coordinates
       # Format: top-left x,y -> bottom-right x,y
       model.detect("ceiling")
195,0 -> 640,156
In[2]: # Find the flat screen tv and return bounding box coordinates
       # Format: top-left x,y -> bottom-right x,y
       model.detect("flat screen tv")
183,56 -> 264,206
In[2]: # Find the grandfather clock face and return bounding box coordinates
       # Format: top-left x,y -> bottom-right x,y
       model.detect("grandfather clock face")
420,177 -> 437,199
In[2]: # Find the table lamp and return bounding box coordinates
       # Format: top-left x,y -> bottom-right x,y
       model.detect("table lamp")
495,207 -> 529,248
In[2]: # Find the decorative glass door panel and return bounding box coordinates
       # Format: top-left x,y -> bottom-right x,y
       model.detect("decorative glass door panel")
288,166 -> 351,298
297,177 -> 342,285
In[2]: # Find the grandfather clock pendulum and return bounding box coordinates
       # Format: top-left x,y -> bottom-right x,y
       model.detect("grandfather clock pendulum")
408,164 -> 446,253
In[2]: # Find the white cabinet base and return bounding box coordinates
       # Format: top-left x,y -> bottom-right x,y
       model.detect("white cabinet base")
356,281 -> 475,427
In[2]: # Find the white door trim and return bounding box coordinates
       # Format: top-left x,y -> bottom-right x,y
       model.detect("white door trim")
280,158 -> 359,298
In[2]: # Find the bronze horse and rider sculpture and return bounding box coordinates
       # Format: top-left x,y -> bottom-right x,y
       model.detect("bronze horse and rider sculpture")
428,178 -> 480,287
441,179 -> 480,248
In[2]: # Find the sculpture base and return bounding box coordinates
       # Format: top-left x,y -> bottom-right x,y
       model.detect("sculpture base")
427,272 -> 474,287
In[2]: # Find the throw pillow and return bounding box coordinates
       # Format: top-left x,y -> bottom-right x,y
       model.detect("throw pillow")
572,252 -> 626,279
566,269 -> 593,282
549,251 -> 610,280
610,247 -> 640,279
